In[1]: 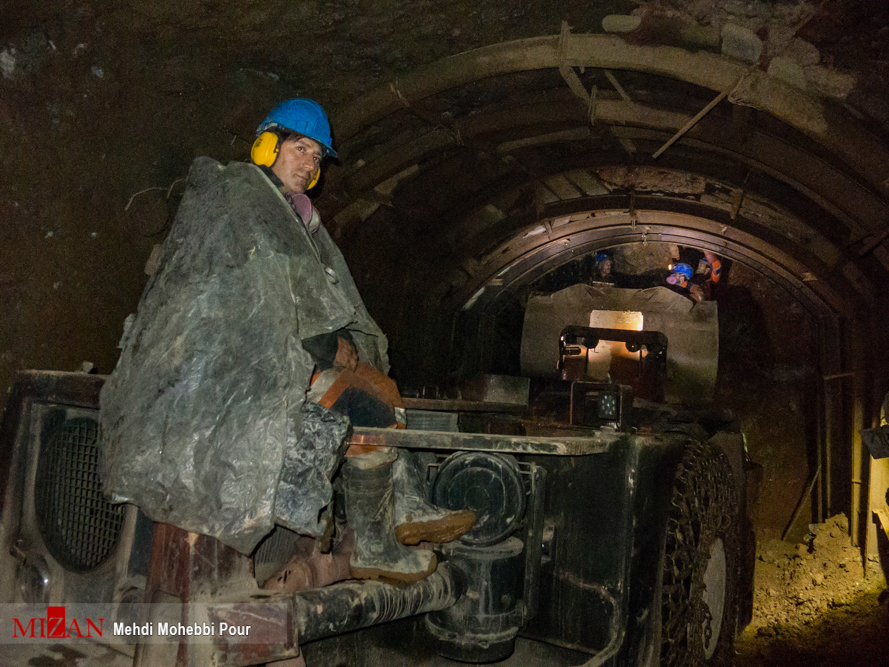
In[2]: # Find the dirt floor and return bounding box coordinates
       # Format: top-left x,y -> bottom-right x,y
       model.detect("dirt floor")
735,513 -> 889,666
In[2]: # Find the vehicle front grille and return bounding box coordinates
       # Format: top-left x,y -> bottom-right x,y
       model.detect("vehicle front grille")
34,417 -> 125,572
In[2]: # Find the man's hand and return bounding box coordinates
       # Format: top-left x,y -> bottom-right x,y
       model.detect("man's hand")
335,336 -> 359,372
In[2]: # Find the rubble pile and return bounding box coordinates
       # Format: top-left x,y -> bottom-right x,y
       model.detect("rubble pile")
735,514 -> 888,664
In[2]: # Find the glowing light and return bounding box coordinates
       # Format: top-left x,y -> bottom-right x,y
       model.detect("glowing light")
589,310 -> 644,331
586,310 -> 645,379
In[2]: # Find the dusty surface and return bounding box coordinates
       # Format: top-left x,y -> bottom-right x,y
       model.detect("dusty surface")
736,514 -> 889,666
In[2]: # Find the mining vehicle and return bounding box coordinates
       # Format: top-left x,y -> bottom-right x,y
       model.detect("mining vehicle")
0,285 -> 753,666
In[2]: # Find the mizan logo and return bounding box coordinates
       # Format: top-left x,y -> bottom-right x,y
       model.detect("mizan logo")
13,606 -> 104,639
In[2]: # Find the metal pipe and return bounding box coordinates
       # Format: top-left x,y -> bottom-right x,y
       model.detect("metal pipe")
293,561 -> 465,643
850,316 -> 874,553
823,371 -> 861,381
782,466 -> 821,541
815,318 -> 826,523
652,76 -> 741,160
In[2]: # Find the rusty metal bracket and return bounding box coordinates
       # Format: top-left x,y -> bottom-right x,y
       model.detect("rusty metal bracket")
558,21 -> 599,126
350,425 -> 624,456
652,74 -> 744,159
603,70 -> 631,103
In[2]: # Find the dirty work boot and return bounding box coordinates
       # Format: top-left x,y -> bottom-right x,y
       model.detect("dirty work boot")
343,449 -> 437,583
393,451 -> 476,546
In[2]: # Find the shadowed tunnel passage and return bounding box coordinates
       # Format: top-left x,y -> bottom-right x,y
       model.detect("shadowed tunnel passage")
299,34 -> 889,562
312,39 -> 889,659
319,35 -> 886,369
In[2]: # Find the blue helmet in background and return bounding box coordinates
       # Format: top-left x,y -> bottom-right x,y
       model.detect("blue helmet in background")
595,250 -> 612,264
256,99 -> 338,158
672,262 -> 693,280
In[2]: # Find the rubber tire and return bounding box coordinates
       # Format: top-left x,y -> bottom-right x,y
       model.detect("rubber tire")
660,440 -> 741,667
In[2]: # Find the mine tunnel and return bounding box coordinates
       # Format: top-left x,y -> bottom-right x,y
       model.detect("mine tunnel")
1,1 -> 889,666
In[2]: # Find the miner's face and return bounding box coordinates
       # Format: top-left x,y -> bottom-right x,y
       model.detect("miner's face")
273,135 -> 322,194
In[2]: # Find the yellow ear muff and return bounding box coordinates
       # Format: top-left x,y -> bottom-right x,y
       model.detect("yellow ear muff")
307,168 -> 320,190
251,131 -> 280,167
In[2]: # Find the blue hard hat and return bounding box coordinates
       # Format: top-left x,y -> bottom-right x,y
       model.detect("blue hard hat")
257,99 -> 338,158
595,251 -> 612,264
672,262 -> 693,280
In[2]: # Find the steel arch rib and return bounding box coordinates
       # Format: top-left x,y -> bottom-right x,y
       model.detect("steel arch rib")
333,33 -> 889,200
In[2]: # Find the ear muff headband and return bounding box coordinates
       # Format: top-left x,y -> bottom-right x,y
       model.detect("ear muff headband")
252,131 -> 322,190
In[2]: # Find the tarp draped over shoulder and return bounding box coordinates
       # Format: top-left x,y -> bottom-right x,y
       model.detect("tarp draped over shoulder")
99,157 -> 387,554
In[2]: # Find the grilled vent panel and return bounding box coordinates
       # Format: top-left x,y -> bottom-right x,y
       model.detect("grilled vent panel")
35,417 -> 125,571
406,409 -> 459,432
253,525 -> 302,584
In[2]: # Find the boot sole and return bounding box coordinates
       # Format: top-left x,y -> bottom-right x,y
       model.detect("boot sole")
350,553 -> 438,583
395,511 -> 476,546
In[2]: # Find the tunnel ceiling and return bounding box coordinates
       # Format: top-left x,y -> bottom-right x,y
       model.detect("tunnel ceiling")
3,0 -> 889,388
317,30 -> 889,328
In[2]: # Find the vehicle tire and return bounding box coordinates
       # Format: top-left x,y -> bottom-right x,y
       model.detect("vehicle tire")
660,440 -> 740,667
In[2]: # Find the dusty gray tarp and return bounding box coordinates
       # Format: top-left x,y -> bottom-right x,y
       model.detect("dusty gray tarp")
275,402 -> 351,535
100,157 -> 387,554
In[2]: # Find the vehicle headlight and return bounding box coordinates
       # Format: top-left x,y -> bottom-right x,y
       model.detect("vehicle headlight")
17,554 -> 51,604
